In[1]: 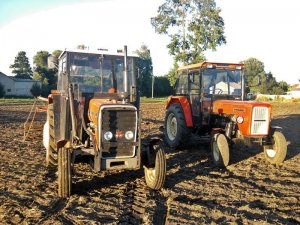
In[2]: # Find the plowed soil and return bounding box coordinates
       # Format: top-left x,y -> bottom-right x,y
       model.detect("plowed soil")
0,102 -> 299,224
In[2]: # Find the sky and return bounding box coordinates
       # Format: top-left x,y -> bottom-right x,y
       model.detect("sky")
0,0 -> 300,84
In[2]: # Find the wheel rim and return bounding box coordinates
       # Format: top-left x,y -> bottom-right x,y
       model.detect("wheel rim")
212,141 -> 219,162
166,113 -> 177,141
266,146 -> 277,158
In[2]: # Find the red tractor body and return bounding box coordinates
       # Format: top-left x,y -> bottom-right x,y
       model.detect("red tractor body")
164,62 -> 287,167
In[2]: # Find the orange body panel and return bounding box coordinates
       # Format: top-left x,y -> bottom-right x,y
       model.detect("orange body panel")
213,100 -> 272,136
88,98 -> 121,145
166,96 -> 193,127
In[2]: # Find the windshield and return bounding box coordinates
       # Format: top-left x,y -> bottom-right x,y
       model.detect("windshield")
202,69 -> 242,96
69,53 -> 133,93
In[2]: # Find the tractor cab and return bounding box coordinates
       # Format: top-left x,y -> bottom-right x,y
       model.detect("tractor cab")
173,62 -> 245,129
57,49 -> 138,105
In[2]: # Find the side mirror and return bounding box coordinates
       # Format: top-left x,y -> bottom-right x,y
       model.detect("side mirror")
246,93 -> 255,100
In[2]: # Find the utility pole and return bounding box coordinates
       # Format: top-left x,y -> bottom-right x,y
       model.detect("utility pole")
151,74 -> 155,98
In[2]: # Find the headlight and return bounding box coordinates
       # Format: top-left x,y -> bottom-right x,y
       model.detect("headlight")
236,116 -> 244,124
104,131 -> 113,140
125,131 -> 134,140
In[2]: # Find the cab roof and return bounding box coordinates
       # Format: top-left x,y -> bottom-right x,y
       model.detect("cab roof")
177,61 -> 244,72
59,48 -> 138,59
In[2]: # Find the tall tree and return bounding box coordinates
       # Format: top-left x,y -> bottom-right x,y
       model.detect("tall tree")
134,44 -> 153,97
242,57 -> 287,94
241,57 -> 265,93
151,0 -> 226,64
10,51 -> 33,79
32,50 -> 61,96
33,51 -> 50,68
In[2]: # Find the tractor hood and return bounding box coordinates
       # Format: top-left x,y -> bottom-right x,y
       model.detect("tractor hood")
213,100 -> 271,116
88,99 -> 133,124
213,100 -> 272,136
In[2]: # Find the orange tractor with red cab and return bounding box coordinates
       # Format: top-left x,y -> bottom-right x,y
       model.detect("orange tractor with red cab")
164,62 -> 287,167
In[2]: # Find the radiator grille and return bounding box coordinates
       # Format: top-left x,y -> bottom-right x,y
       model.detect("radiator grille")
100,107 -> 137,158
251,107 -> 269,135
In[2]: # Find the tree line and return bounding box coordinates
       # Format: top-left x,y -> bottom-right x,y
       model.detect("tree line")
1,0 -> 291,98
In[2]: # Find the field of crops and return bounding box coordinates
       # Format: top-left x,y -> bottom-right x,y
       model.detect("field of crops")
0,102 -> 299,224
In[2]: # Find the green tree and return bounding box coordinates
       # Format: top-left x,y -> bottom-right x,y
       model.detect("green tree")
167,61 -> 179,87
30,83 -> 42,97
135,44 -> 153,97
10,51 -> 33,79
52,50 -> 62,59
151,0 -> 226,64
33,51 -> 49,68
154,76 -> 173,96
0,82 -> 5,97
242,58 -> 287,94
32,50 -> 60,97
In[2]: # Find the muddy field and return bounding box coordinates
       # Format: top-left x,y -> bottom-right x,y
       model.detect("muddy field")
0,102 -> 299,224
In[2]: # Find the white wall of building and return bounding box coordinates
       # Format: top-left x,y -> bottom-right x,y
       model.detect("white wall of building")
0,72 -> 41,97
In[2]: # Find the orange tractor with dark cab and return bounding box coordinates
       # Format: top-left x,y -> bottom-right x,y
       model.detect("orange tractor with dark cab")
164,62 -> 287,167
43,46 -> 166,197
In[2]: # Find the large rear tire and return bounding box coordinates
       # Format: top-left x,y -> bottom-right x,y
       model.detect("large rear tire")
43,104 -> 57,166
263,131 -> 287,165
58,147 -> 72,198
144,143 -> 166,190
211,133 -> 230,167
164,103 -> 191,148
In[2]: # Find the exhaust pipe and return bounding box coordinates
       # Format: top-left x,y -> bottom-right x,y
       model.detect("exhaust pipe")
123,45 -> 128,94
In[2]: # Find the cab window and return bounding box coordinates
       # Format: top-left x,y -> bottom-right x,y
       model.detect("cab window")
175,70 -> 188,94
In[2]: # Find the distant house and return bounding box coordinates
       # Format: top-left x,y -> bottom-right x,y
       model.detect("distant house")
287,84 -> 300,98
0,72 -> 41,97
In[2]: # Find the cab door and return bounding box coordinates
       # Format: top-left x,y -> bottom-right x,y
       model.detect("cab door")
188,70 -> 201,124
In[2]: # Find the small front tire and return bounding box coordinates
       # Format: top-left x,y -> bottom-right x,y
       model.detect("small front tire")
211,133 -> 230,167
263,131 -> 287,165
144,143 -> 166,190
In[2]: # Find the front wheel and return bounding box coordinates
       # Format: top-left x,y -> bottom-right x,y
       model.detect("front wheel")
263,131 -> 287,165
144,143 -> 166,190
58,147 -> 72,198
211,133 -> 230,167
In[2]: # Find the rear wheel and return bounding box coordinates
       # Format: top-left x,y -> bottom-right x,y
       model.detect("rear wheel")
144,143 -> 166,190
164,103 -> 191,148
211,133 -> 230,167
263,131 -> 287,164
58,147 -> 72,198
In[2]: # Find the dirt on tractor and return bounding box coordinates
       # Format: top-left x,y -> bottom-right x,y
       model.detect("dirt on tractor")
0,102 -> 299,224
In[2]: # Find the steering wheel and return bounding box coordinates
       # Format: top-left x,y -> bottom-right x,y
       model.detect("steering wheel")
215,88 -> 223,94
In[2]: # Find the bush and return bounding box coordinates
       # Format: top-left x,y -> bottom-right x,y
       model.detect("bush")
30,83 -> 42,97
0,82 -> 5,97
153,76 -> 173,97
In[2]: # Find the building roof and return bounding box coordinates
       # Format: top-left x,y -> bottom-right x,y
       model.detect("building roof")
0,71 -> 37,82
